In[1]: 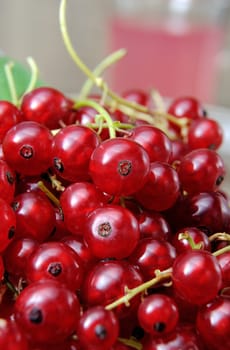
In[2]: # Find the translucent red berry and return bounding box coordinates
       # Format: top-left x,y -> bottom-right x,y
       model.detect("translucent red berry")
89,137 -> 150,196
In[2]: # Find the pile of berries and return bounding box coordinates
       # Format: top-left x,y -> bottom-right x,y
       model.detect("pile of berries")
0,1 -> 230,349
0,84 -> 229,350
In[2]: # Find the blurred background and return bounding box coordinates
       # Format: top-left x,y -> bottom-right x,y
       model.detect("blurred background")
1,0 -> 230,107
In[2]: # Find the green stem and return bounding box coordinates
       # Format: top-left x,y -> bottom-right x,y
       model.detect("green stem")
4,61 -> 18,105
37,181 -> 61,207
213,244 -> 230,257
105,269 -> 172,311
79,48 -> 127,98
20,56 -> 39,99
118,337 -> 142,350
59,0 -> 101,86
59,0 -> 190,134
178,232 -> 204,250
73,99 -> 117,138
209,232 -> 230,242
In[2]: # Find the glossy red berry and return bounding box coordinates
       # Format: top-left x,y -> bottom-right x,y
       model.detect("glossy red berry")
178,148 -> 225,195
196,296 -> 230,350
26,241 -> 83,292
171,226 -> 211,254
216,251 -> 230,289
0,198 -> 16,252
14,280 -> 81,345
129,238 -> 176,280
168,96 -> 206,136
51,124 -> 100,182
137,209 -> 172,241
84,204 -> 140,259
12,191 -> 56,242
186,191 -> 230,235
0,159 -> 16,203
168,96 -> 206,119
187,118 -> 223,150
77,306 -> 119,350
81,259 -> 143,318
61,234 -> 96,272
20,87 -> 74,129
172,250 -> 222,305
0,318 -> 29,350
2,121 -> 53,176
89,137 -> 150,196
3,237 -> 39,278
142,324 -> 204,350
0,255 -> 4,281
0,101 -> 22,143
127,125 -> 172,163
60,182 -> 106,235
135,161 -> 180,211
138,294 -> 179,336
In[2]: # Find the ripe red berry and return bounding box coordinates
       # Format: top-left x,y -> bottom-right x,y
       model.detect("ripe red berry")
77,306 -> 119,350
172,250 -> 222,305
60,182 -> 106,235
0,101 -> 22,143
138,294 -> 179,336
0,159 -> 16,203
20,87 -> 74,129
14,280 -> 81,345
81,260 -> 143,318
196,296 -> 230,349
129,237 -> 176,280
89,137 -> 150,196
0,318 -> 29,350
84,204 -> 140,259
2,121 -> 53,176
12,191 -> 56,242
187,118 -> 223,150
127,125 -> 172,163
26,241 -> 84,292
51,124 -> 100,182
0,198 -> 16,252
135,161 -> 180,211
178,148 -> 225,195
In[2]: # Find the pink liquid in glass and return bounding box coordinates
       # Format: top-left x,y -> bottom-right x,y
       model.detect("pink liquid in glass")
107,17 -> 224,103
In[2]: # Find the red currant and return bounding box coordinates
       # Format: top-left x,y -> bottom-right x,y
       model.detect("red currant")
60,182 -> 106,235
12,191 -> 56,242
81,260 -> 143,318
127,125 -> 172,163
196,296 -> 230,349
26,241 -> 83,292
51,124 -> 100,182
0,159 -> 16,203
0,198 -> 16,252
129,238 -> 176,281
135,161 -> 180,212
14,280 -> 81,345
172,250 -> 222,305
77,306 -> 119,350
178,148 -> 225,195
0,101 -> 22,143
0,318 -> 29,350
187,118 -> 223,150
84,204 -> 140,259
2,121 -> 53,176
138,294 -> 179,336
20,87 -> 74,129
89,137 -> 150,196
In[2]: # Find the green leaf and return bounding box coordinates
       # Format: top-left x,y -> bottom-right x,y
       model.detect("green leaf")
0,56 -> 45,103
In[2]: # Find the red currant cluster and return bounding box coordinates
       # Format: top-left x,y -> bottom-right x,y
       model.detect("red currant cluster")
0,84 -> 229,350
0,0 -> 230,349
